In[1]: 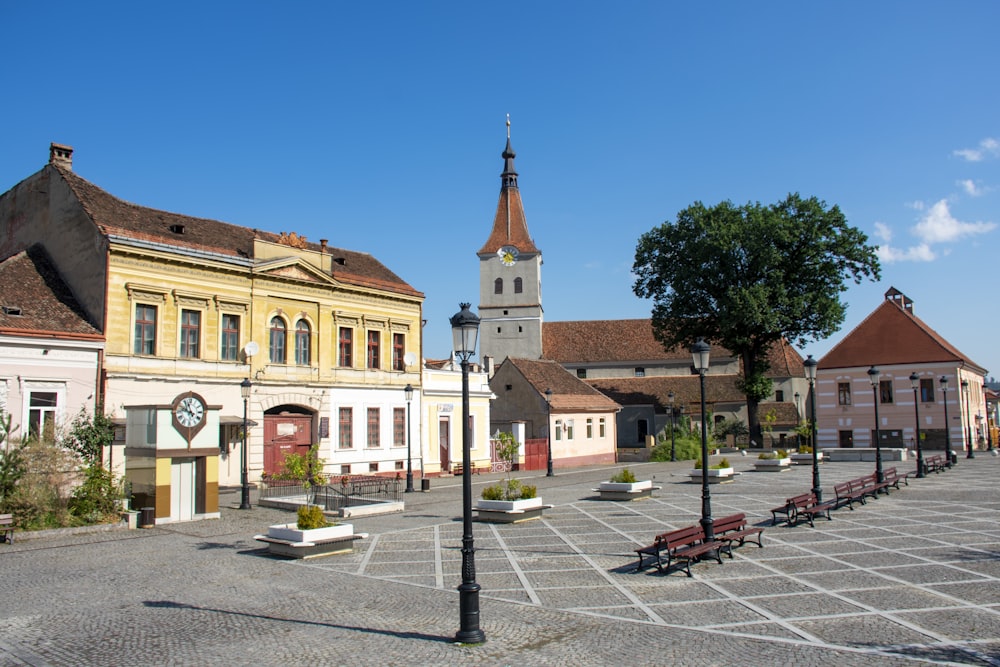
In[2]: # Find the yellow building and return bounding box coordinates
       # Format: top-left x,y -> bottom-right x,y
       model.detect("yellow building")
0,144 -> 423,524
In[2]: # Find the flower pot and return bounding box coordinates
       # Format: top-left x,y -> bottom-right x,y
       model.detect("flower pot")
790,452 -> 823,465
598,480 -> 653,493
266,522 -> 354,544
475,497 -> 544,512
688,467 -> 735,484
753,457 -> 792,471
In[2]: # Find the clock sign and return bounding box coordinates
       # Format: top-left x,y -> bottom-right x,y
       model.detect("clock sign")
497,245 -> 519,266
171,391 -> 208,443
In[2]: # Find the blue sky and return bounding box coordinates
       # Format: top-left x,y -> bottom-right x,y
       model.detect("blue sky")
3,2 -> 998,377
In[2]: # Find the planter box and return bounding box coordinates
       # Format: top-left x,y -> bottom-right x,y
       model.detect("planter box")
595,480 -> 658,500
790,452 -> 824,465
475,497 -> 551,523
753,458 -> 792,472
687,467 -> 735,484
255,522 -> 364,559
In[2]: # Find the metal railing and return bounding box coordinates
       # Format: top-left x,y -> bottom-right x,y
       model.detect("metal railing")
260,476 -> 402,512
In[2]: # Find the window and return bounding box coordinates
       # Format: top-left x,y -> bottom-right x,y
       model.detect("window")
392,333 -> 405,371
838,382 -> 851,406
367,408 -> 380,448
494,278 -> 503,294
514,277 -> 523,293
295,320 -> 311,365
920,378 -> 934,403
369,462 -> 379,473
586,418 -> 593,438
566,420 -> 574,439
28,392 -> 57,441
634,367 -> 645,377
576,368 -> 587,379
393,408 -> 406,447
367,331 -> 380,369
879,380 -> 894,404
269,317 -> 286,363
221,314 -> 239,361
555,419 -> 563,441
775,390 -> 784,402
599,418 -> 606,438
179,309 -> 200,358
339,327 -> 353,367
134,304 -> 157,355
338,407 -> 353,448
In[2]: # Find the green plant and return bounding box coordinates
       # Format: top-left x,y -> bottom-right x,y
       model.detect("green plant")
775,449 -> 788,458
296,504 -> 331,530
274,444 -> 327,488
716,457 -> 730,469
758,452 -> 775,460
481,431 -> 533,501
650,433 -> 702,462
481,484 -> 505,501
67,463 -> 119,523
609,468 -> 637,484
62,407 -> 117,466
797,444 -> 813,454
519,484 -> 537,499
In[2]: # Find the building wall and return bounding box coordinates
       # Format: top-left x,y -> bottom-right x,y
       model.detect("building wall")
546,409 -> 618,467
478,252 -> 543,362
421,364 -> 493,474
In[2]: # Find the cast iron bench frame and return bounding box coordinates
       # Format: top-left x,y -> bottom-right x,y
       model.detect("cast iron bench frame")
635,524 -> 727,577
712,512 -> 764,549
770,493 -> 834,527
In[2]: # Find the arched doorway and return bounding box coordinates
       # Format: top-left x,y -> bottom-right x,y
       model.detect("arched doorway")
263,405 -> 316,475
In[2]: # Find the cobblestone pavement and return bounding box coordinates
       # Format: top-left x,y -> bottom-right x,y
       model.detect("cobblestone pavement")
2,455 -> 1000,666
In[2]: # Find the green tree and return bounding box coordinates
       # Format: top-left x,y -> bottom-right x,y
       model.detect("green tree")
63,407 -> 116,466
633,193 -> 880,444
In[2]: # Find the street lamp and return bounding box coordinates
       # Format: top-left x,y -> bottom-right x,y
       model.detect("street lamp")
910,372 -> 925,478
962,379 -> 974,459
804,355 -> 821,501
940,376 -> 952,466
691,338 -> 714,540
867,366 -> 885,483
239,378 -> 252,510
449,303 -> 485,645
544,388 -> 553,476
404,384 -> 414,493
668,391 -> 677,462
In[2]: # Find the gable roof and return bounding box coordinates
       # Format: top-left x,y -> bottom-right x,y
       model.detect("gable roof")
818,291 -> 985,372
0,245 -> 101,338
53,166 -> 422,298
501,357 -> 620,412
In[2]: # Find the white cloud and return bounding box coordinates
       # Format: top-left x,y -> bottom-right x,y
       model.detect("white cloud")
876,243 -> 935,263
957,179 -> 991,197
913,199 -> 997,243
953,137 -> 1000,162
905,200 -> 926,211
873,221 -> 893,242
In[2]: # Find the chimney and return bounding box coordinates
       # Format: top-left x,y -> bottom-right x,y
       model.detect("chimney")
320,239 -> 328,253
49,143 -> 74,171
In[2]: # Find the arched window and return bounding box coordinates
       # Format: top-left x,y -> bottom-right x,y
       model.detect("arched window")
295,320 -> 311,365
514,277 -> 523,294
269,317 -> 286,363
494,277 -> 503,294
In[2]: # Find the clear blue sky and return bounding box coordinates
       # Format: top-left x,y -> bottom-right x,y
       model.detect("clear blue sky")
3,2 -> 997,377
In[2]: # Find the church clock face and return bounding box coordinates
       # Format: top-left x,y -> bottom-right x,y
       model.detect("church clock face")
497,245 -> 519,266
171,391 -> 208,442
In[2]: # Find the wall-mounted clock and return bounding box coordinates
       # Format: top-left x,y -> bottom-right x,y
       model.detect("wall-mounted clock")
497,245 -> 519,266
172,391 -> 208,443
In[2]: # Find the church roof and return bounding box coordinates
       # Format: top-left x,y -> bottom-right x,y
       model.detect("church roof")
477,120 -> 539,256
818,288 -> 985,372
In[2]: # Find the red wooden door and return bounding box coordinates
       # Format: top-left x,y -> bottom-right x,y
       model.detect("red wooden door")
263,414 -> 313,475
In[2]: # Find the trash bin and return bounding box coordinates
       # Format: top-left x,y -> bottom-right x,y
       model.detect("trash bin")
421,478 -> 431,492
139,507 -> 155,528
948,450 -> 958,466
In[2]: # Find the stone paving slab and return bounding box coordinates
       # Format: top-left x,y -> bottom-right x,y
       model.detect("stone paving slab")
3,456 -> 1000,665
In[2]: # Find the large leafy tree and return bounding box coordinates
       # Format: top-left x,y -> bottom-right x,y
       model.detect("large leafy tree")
633,193 -> 880,444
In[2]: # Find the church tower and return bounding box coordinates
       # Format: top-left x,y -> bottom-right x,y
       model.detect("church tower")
478,117 -> 543,364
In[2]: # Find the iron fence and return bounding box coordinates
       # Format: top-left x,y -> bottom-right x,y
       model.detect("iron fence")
260,476 -> 402,512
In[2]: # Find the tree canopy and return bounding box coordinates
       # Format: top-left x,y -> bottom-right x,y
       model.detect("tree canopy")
632,193 -> 880,443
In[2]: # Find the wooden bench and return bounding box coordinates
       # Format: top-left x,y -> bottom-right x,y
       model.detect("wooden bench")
881,466 -> 906,491
770,493 -> 834,527
924,454 -> 947,473
834,480 -> 868,509
635,524 -> 727,576
0,513 -> 13,544
712,513 -> 764,550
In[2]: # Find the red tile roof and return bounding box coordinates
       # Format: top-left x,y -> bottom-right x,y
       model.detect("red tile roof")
818,295 -> 985,372
55,166 -> 422,298
477,186 -> 539,256
0,245 -> 102,338
503,358 -> 620,412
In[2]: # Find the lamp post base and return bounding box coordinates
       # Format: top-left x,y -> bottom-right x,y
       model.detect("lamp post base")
455,582 -> 485,644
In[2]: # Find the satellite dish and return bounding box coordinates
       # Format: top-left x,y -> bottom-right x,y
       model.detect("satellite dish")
403,352 -> 417,367
244,341 -> 259,357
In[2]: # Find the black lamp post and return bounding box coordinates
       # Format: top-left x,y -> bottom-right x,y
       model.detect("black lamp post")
867,366 -> 885,483
910,372 -> 925,478
450,303 -> 485,645
239,378 -> 252,510
404,384 -> 415,493
691,338 -> 714,540
544,388 -> 553,476
962,379 -> 974,459
668,391 -> 677,462
940,376 -> 952,465
804,355 -> 821,501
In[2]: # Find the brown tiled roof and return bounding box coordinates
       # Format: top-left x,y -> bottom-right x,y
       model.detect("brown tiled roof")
477,187 -> 539,256
55,166 -> 422,298
543,319 -> 802,377
505,358 -> 619,412
0,245 -> 101,338
586,375 -> 745,411
818,297 -> 984,372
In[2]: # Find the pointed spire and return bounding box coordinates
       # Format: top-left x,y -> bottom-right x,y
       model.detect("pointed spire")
501,114 -> 518,189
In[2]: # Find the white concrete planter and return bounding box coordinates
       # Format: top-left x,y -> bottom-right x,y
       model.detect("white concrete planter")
790,452 -> 823,465
266,522 -> 354,544
476,497 -> 544,512
687,467 -> 735,484
753,457 -> 792,471
475,497 -> 550,523
598,480 -> 653,493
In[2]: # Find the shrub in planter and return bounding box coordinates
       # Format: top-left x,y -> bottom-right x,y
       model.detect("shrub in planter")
695,457 -> 731,470
296,504 -> 331,530
609,468 -> 637,484
797,445 -> 813,454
